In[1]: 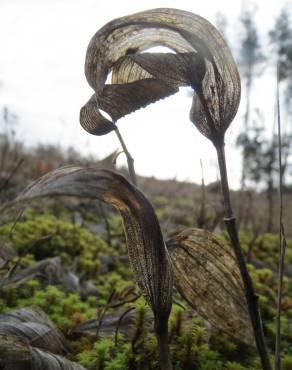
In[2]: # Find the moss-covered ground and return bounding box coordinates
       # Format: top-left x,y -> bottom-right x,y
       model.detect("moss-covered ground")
0,202 -> 291,369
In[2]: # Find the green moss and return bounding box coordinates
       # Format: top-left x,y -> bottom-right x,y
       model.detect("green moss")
1,208 -> 291,369
283,355 -> 292,370
0,213 -> 113,277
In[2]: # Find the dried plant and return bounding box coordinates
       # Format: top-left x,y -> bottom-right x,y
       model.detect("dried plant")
0,306 -> 84,370
166,228 -> 253,346
79,8 -> 238,140
78,8 -> 271,369
2,166 -> 173,369
275,65 -> 287,370
1,166 -> 257,369
0,8 -> 275,369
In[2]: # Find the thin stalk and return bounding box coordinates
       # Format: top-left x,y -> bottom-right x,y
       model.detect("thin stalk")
215,140 -> 272,370
275,65 -> 287,370
197,159 -> 206,228
0,158 -> 24,195
115,127 -> 138,186
156,324 -> 172,370
98,201 -> 112,247
114,307 -> 135,345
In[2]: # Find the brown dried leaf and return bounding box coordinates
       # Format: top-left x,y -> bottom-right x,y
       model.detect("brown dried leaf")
166,228 -> 254,345
0,333 -> 86,370
0,307 -> 79,369
80,8 -> 240,140
0,257 -> 62,287
1,166 -> 173,333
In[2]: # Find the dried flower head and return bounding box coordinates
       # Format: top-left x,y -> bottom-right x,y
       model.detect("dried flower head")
80,8 -> 240,146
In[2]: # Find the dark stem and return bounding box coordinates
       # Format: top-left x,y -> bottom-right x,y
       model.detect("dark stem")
115,128 -> 138,186
98,201 -> 112,247
156,323 -> 172,370
95,289 -> 116,339
197,159 -> 207,228
275,65 -> 287,370
215,141 -> 272,370
114,307 -> 135,346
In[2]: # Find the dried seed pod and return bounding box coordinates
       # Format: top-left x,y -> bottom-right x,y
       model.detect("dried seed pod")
80,8 -> 240,142
166,228 -> 254,345
2,166 -> 172,338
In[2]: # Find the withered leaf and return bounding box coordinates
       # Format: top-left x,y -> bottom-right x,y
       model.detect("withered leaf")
166,228 -> 254,345
0,333 -> 86,370
1,166 -> 173,334
0,257 -> 62,287
80,8 -> 240,142
0,307 -> 85,370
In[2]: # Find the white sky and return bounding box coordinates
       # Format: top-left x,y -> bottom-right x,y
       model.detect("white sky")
0,0 -> 291,188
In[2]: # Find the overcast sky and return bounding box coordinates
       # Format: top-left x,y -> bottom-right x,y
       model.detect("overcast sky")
0,0 -> 291,188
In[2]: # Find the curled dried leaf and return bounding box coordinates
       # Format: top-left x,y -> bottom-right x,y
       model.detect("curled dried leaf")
80,8 -> 240,143
166,228 -> 254,345
0,307 -> 83,370
1,166 -> 172,335
0,333 -> 86,370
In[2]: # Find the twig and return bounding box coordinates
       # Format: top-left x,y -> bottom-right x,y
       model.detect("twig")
196,159 -> 207,228
108,293 -> 140,309
173,299 -> 186,310
97,201 -> 112,247
0,210 -> 24,290
0,158 -> 24,195
275,64 -> 287,370
114,306 -> 135,345
95,288 -> 116,339
215,139 -> 272,370
8,209 -> 24,240
114,128 -> 138,186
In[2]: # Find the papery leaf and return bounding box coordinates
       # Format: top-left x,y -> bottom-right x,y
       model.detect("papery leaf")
97,79 -> 178,122
0,333 -> 86,370
31,347 -> 86,370
0,307 -> 84,369
80,8 -> 240,140
80,94 -> 117,135
1,166 -> 173,333
0,306 -> 69,355
166,228 -> 254,345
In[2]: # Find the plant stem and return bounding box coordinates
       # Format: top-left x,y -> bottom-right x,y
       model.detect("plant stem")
115,127 -> 138,186
215,141 -> 272,370
275,65 -> 287,370
156,325 -> 172,370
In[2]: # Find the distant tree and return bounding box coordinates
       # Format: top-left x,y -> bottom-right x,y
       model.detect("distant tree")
237,10 -> 265,189
269,7 -> 292,185
238,119 -> 278,232
0,106 -> 19,173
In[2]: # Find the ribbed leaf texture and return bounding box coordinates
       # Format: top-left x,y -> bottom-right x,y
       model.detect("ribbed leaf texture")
80,8 -> 240,144
2,166 -> 173,334
166,228 -> 254,345
0,307 -> 85,370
